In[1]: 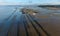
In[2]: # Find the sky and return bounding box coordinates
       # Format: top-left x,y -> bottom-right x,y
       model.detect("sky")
0,0 -> 60,5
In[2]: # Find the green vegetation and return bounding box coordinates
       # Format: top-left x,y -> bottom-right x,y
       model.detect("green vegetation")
38,5 -> 60,8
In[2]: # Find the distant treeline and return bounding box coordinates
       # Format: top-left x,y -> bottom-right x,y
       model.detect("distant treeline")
38,5 -> 60,7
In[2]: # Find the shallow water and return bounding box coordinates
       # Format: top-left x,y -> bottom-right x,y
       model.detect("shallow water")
0,5 -> 23,23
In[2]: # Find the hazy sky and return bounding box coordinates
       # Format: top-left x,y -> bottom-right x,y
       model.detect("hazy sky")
0,0 -> 60,5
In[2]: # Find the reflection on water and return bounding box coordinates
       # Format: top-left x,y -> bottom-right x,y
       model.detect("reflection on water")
0,5 -> 60,36
0,5 -> 23,36
0,5 -> 23,23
